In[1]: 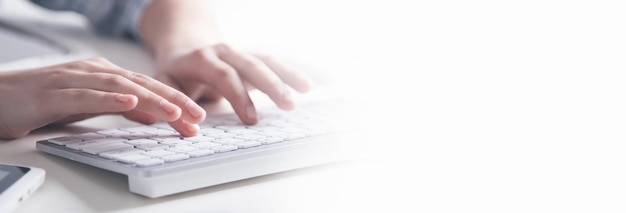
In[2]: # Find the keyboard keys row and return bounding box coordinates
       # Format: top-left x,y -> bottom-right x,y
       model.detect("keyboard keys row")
44,105 -> 341,167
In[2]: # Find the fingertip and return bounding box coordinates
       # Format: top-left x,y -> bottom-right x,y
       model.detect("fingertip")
184,100 -> 206,123
244,105 -> 258,124
185,123 -> 200,135
278,102 -> 296,111
169,119 -> 199,137
278,87 -> 296,111
294,78 -> 316,93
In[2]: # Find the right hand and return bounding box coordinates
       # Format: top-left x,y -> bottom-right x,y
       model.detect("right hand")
0,57 -> 206,139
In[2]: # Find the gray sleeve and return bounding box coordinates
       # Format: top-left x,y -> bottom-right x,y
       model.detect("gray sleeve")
29,0 -> 153,40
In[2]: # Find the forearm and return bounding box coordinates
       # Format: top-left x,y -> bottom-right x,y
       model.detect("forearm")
139,0 -> 221,63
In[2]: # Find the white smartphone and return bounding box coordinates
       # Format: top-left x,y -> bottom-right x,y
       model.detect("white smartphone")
0,163 -> 45,213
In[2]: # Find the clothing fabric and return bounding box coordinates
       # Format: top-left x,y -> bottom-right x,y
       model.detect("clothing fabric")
29,0 -> 153,40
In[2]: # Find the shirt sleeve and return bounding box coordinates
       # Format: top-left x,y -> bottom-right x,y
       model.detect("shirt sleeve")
29,0 -> 153,41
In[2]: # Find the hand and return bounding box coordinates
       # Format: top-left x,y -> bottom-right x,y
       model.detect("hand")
0,57 -> 206,139
154,43 -> 314,124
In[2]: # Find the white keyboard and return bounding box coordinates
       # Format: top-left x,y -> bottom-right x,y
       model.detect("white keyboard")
36,99 -> 360,198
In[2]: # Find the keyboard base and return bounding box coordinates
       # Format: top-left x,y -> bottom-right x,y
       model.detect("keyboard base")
128,139 -> 348,198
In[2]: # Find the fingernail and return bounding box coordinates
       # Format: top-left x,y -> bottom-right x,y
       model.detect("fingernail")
282,86 -> 293,103
160,100 -> 179,114
186,123 -> 200,133
246,105 -> 257,120
115,94 -> 135,103
186,100 -> 205,118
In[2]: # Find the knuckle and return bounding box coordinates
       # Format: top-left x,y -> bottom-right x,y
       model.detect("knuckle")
127,72 -> 152,86
267,77 -> 284,88
239,59 -> 262,71
210,65 -> 234,80
47,69 -> 71,84
48,69 -> 71,78
254,53 -> 272,61
89,57 -> 110,64
213,42 -> 233,53
168,90 -> 189,105
64,60 -> 91,70
67,89 -> 89,100
100,74 -> 127,87
190,47 -> 216,62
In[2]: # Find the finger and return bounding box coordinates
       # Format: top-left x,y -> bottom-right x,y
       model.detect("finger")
168,119 -> 200,137
113,70 -> 206,124
69,62 -> 206,124
216,44 -> 295,110
155,73 -> 205,101
196,48 -> 258,124
49,89 -> 138,115
253,54 -> 315,93
56,70 -> 199,123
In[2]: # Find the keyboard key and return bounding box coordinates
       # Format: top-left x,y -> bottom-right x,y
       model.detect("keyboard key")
143,129 -> 178,136
66,138 -> 128,150
142,150 -> 176,158
73,132 -> 107,140
160,153 -> 190,162
256,137 -> 284,144
235,134 -> 267,140
136,143 -> 170,151
167,145 -> 199,153
160,140 -> 193,146
48,136 -> 81,145
236,141 -> 262,149
114,154 -> 152,164
122,134 -> 155,140
215,125 -> 246,130
134,158 -> 165,167
83,143 -> 133,154
99,148 -> 145,159
214,138 -> 245,144
182,135 -> 215,142
211,145 -> 238,153
206,132 -> 237,139
198,127 -> 225,135
227,129 -> 258,135
125,139 -> 158,146
187,149 -> 215,158
151,135 -> 183,142
121,126 -> 160,133
190,142 -> 222,149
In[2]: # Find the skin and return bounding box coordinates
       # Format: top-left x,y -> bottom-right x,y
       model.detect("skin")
140,0 -> 315,125
0,0 -> 314,139
0,58 -> 205,139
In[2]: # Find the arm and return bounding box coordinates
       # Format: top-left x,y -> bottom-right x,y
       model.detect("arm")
29,0 -> 151,39
139,0 -> 314,125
